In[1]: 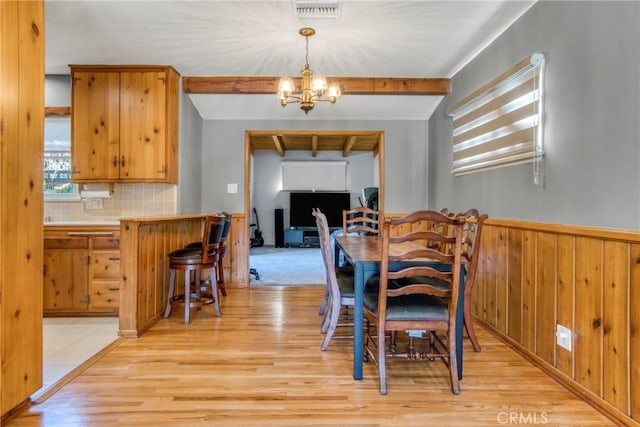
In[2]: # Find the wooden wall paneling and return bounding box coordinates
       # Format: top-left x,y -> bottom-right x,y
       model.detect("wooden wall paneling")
142,225 -> 156,325
471,234 -> 485,321
120,217 -> 204,337
522,230 -> 537,352
602,241 -> 630,413
495,228 -> 509,333
157,223 -> 169,315
630,244 -> 640,422
507,229 -> 523,342
153,223 -> 166,318
229,214 -> 247,286
556,235 -> 575,378
574,237 -> 603,396
473,219 -> 639,426
152,224 -> 162,315
119,222 -> 140,337
483,226 -> 498,327
0,0 -> 45,416
536,232 -> 557,365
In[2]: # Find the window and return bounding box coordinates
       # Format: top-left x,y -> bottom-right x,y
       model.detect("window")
44,108 -> 79,199
448,53 -> 545,178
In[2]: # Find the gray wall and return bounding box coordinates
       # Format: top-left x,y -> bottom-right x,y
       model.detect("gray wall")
177,91 -> 203,213
200,119 -> 429,218
45,75 -> 71,106
429,0 -> 640,230
253,150 -> 375,245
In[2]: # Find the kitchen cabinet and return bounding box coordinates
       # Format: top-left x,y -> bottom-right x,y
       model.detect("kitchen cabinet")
43,226 -> 120,315
70,65 -> 179,183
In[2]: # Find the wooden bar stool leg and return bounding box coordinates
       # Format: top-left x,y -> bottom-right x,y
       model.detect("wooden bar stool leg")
184,269 -> 191,325
217,261 -> 227,296
194,270 -> 201,294
164,268 -> 176,318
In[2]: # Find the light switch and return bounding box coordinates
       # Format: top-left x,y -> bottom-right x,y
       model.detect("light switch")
227,183 -> 238,194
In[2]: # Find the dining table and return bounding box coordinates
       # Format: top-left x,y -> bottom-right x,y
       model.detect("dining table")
333,234 -> 466,381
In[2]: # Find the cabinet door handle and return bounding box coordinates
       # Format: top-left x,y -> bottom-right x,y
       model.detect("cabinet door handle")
108,287 -> 119,291
120,156 -> 126,167
67,232 -> 114,236
108,257 -> 120,261
112,156 -> 118,167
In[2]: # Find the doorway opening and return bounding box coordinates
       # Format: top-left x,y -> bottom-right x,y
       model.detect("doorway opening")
243,130 -> 385,286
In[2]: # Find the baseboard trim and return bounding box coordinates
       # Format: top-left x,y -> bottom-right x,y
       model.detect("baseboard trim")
477,319 -> 637,427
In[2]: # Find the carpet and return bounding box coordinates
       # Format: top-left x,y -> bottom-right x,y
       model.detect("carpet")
249,246 -> 326,285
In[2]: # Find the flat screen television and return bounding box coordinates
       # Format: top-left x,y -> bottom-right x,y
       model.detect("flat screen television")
290,192 -> 350,229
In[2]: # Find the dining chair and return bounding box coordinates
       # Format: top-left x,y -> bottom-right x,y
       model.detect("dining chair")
456,209 -> 488,352
342,206 -> 380,236
313,208 -> 357,350
319,207 -> 377,317
363,210 -> 466,394
163,214 -> 225,325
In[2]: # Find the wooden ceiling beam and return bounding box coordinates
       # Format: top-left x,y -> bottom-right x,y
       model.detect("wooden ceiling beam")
271,134 -> 285,157
44,106 -> 70,116
183,76 -> 451,95
343,136 -> 357,157
311,135 -> 318,158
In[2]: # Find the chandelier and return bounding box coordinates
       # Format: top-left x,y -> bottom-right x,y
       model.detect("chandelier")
277,27 -> 341,114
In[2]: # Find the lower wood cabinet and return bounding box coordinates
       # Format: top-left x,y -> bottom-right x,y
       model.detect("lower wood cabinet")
43,226 -> 120,315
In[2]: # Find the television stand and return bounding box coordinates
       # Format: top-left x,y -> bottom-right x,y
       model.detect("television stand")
284,227 -> 341,247
284,228 -> 320,247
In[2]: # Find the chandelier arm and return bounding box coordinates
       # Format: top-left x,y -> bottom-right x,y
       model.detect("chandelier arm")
277,27 -> 341,113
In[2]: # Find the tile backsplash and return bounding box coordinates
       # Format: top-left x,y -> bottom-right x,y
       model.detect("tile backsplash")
44,183 -> 177,222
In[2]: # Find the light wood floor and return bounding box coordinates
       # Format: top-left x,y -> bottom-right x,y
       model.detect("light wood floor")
9,286 -> 614,426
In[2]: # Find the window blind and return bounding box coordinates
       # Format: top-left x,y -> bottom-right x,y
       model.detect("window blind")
281,160 -> 347,191
448,53 -> 545,176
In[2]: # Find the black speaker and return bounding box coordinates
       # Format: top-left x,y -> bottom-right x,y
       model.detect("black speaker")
274,208 -> 284,248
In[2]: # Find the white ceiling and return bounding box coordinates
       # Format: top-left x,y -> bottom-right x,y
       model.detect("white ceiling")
45,0 -> 535,120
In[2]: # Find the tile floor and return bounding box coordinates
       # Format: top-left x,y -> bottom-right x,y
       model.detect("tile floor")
34,317 -> 120,398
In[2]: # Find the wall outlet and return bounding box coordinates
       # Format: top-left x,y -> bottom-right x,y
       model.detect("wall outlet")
556,324 -> 572,351
84,198 -> 103,210
227,183 -> 238,194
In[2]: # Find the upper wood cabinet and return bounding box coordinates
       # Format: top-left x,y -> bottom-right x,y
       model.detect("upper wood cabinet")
70,65 -> 179,183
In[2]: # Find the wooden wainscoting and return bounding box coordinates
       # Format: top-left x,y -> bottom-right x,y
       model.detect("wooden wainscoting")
473,218 -> 640,426
119,213 -> 248,338
224,213 -> 247,287
119,215 -> 204,337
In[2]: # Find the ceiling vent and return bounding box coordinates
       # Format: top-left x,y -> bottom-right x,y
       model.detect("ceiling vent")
294,0 -> 340,19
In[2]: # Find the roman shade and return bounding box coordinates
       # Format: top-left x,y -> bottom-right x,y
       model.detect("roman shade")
448,53 -> 545,176
281,160 -> 347,191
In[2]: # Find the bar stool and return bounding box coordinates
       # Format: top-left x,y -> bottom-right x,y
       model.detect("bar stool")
183,212 -> 232,296
163,215 -> 225,324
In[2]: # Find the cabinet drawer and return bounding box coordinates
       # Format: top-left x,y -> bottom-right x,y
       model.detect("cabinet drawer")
44,236 -> 89,249
91,252 -> 120,279
89,280 -> 119,311
92,236 -> 120,249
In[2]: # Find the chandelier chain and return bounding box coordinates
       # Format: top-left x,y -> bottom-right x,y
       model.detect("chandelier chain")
305,35 -> 310,68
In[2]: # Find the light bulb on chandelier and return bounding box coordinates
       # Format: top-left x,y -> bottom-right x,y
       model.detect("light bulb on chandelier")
277,27 -> 341,114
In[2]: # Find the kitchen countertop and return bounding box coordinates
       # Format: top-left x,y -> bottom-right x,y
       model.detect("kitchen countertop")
119,214 -> 206,223
44,221 -> 120,226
